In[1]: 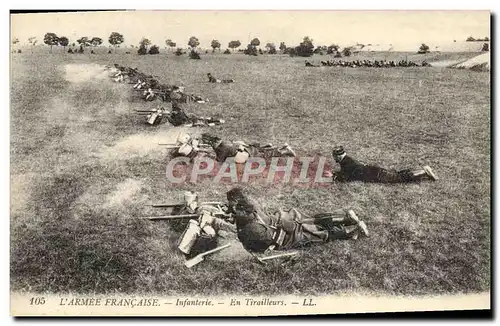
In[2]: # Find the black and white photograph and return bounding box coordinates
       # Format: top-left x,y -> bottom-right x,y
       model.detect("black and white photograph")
9,9 -> 491,316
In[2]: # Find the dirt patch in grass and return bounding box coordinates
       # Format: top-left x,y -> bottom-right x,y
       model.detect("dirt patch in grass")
63,63 -> 112,84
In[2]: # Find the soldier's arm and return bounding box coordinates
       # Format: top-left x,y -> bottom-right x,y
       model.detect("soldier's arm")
332,171 -> 348,182
212,217 -> 237,233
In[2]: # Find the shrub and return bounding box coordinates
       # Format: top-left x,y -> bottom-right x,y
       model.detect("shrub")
223,49 -> 231,54
137,45 -> 147,55
189,50 -> 201,59
244,44 -> 258,56
175,48 -> 184,56
148,45 -> 160,55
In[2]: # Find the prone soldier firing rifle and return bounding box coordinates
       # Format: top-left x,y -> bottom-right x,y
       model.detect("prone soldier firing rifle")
142,191 -> 236,267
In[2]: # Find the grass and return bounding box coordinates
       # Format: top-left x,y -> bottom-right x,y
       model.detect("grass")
10,51 -> 490,296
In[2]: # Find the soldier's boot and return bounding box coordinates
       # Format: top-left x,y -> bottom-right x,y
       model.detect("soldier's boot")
345,210 -> 360,225
344,225 -> 360,240
405,166 -> 438,182
423,166 -> 439,181
357,221 -> 369,237
278,143 -> 297,157
345,221 -> 369,240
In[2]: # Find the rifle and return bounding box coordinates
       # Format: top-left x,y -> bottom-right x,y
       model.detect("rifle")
158,143 -> 211,148
185,243 -> 231,268
150,201 -> 224,208
141,212 -> 231,221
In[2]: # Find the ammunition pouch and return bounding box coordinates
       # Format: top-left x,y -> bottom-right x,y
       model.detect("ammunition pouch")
267,227 -> 286,251
234,146 -> 250,164
178,220 -> 201,254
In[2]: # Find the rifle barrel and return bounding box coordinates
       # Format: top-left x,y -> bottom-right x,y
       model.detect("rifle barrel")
142,214 -> 199,220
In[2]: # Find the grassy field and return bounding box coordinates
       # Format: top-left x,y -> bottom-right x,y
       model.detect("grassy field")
10,51 -> 490,296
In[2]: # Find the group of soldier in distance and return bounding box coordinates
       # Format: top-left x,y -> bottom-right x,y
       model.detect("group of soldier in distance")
105,60 -> 439,268
107,64 -> 228,127
305,58 -> 431,68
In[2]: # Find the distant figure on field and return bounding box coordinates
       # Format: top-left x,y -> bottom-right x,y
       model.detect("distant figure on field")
207,73 -> 235,83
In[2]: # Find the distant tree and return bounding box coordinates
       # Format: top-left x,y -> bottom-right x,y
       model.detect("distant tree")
91,37 -> 103,49
211,39 -> 221,53
295,36 -> 314,57
418,43 -> 430,54
342,47 -> 352,56
314,45 -> 327,54
137,44 -> 147,55
165,39 -> 177,51
228,40 -> 241,52
148,45 -> 160,55
108,32 -> 124,53
279,42 -> 286,52
12,37 -> 19,53
285,47 -> 297,57
189,49 -> 201,59
223,49 -> 231,54
76,37 -> 91,53
26,37 -> 37,53
77,37 -> 91,46
466,36 -> 476,42
188,36 -> 200,49
43,32 -> 59,53
71,42 -> 75,47
327,44 -> 339,55
484,36 -> 490,41
140,38 -> 151,50
250,38 -> 260,48
265,43 -> 277,54
58,36 -> 69,51
67,48 -> 73,53
244,44 -> 258,56
482,43 -> 489,52
175,48 -> 184,56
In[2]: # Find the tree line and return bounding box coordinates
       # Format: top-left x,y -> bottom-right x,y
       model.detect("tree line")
15,32 -> 488,56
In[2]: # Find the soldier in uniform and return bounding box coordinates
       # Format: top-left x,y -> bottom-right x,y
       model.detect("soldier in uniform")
330,146 -> 438,183
201,133 -> 296,164
172,191 -> 236,258
166,102 -> 225,127
207,73 -> 235,83
206,188 -> 369,253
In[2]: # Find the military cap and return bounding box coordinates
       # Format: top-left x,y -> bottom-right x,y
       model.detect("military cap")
332,146 -> 346,156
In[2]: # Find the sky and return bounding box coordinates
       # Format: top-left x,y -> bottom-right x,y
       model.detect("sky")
10,10 -> 491,49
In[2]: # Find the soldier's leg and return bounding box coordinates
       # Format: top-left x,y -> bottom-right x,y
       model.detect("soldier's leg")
394,166 -> 438,182
373,168 -> 403,183
312,209 -> 359,226
296,223 -> 365,246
